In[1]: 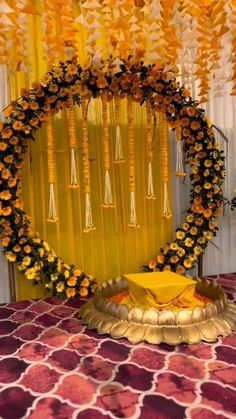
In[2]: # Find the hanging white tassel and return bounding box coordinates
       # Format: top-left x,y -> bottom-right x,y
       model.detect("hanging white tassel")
114,125 -> 124,163
70,147 -> 79,187
146,161 -> 156,199
163,181 -> 172,219
84,192 -> 95,232
48,182 -> 57,221
128,190 -> 140,227
175,139 -> 186,177
103,169 -> 114,207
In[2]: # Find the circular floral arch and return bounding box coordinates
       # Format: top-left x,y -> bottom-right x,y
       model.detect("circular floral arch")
0,58 -> 225,298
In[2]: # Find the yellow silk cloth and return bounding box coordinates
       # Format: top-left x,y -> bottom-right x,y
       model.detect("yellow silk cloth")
109,272 -> 212,312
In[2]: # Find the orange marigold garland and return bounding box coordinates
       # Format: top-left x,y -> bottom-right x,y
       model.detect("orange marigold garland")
127,95 -> 139,228
67,94 -> 79,188
0,57 -> 226,298
101,94 -> 114,207
46,111 -> 57,222
160,112 -> 171,219
114,95 -> 124,163
146,101 -> 155,199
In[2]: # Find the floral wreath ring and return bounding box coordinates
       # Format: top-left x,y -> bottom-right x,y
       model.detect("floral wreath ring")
0,58 -> 225,299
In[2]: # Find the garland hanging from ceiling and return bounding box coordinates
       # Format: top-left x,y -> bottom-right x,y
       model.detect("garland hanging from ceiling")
0,57 -> 225,298
0,0 -> 235,101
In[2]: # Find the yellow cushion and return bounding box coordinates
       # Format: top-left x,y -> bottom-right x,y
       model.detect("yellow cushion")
123,272 -> 196,309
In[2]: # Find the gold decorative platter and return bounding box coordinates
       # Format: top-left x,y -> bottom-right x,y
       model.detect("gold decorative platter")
79,277 -> 236,345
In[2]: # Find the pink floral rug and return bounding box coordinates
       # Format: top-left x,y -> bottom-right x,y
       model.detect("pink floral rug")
0,273 -> 235,419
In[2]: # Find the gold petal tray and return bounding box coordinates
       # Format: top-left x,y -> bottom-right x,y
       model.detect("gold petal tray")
79,277 -> 236,345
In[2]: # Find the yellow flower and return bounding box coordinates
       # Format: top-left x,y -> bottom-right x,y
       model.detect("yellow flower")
79,287 -> 88,297
51,274 -> 58,281
0,190 -> 12,200
204,183 -> 211,190
184,237 -> 194,247
56,282 -> 65,293
6,252 -> 16,262
74,268 -> 82,276
25,268 -> 36,280
190,227 -> 197,235
204,160 -> 212,168
194,246 -> 202,256
43,241 -> 50,251
23,256 -> 31,266
64,270 -> 70,279
183,258 -> 192,268
186,214 -> 194,223
177,247 -> 186,257
13,121 -> 24,131
204,231 -> 213,240
149,260 -> 156,269
163,265 -> 171,271
1,206 -> 12,216
203,208 -> 212,218
197,237 -> 206,245
1,236 -> 10,247
170,242 -> 178,251
23,245 -> 31,254
66,287 -> 76,298
67,276 -> 77,286
39,248 -> 45,257
176,231 -> 185,240
182,223 -> 190,231
47,253 -> 55,262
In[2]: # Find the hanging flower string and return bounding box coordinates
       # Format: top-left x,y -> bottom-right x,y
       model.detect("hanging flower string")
67,94 -> 79,188
101,94 -> 114,207
127,96 -> 139,228
175,119 -> 186,177
146,101 -> 156,199
161,112 -> 171,219
81,97 -> 95,232
114,95 -> 124,163
46,111 -> 57,222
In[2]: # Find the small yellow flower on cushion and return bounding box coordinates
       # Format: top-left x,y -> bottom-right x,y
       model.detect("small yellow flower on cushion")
67,276 -> 77,286
80,287 -> 88,297
66,287 -> 76,298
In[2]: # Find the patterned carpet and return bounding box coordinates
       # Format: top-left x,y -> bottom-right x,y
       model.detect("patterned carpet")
0,274 -> 235,419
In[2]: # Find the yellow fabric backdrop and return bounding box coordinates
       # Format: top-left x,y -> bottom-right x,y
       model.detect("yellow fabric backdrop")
6,14 -> 173,300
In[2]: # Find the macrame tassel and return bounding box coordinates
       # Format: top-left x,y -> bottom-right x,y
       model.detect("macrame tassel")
147,161 -> 156,199
114,96 -> 124,163
128,190 -> 139,228
70,147 -> 78,186
84,192 -> 95,233
114,125 -> 124,162
48,182 -> 57,221
175,122 -> 186,177
163,181 -> 172,219
103,169 -> 114,207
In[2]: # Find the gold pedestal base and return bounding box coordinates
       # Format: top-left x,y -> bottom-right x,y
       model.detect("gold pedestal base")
79,277 -> 236,345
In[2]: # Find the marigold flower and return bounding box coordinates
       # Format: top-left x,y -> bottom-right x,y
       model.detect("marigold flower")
2,128 -> 13,139
0,142 -> 7,151
2,236 -> 10,247
13,244 -> 21,252
66,287 -> 76,298
183,258 -> 192,268
56,282 -> 65,293
13,121 -> 24,131
1,206 -> 12,216
74,268 -> 82,276
6,252 -> 16,262
190,227 -> 197,235
0,190 -> 11,200
148,260 -> 156,269
81,278 -> 90,287
79,287 -> 88,297
170,256 -> 179,264
1,168 -> 11,179
176,230 -> 185,240
23,245 -> 31,254
184,237 -> 194,247
157,254 -> 164,264
177,247 -> 186,257
67,276 -> 77,286
163,265 -> 171,271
